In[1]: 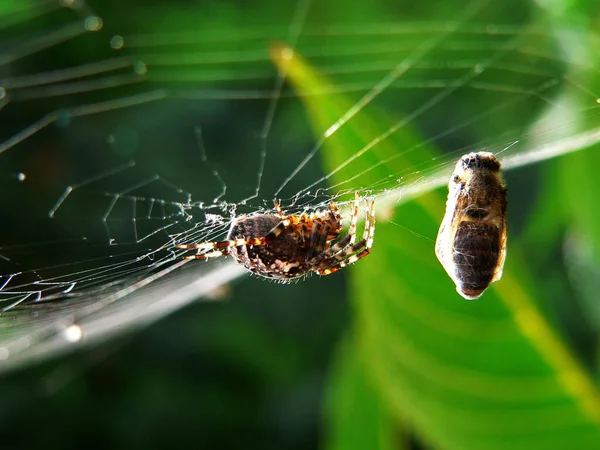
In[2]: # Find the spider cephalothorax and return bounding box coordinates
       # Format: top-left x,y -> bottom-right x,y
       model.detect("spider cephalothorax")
177,192 -> 375,281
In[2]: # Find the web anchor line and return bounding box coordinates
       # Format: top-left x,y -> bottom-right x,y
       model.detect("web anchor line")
274,0 -> 493,196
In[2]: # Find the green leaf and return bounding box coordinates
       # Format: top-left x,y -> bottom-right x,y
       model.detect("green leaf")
557,146 -> 600,333
538,0 -> 600,341
276,29 -> 600,450
352,210 -> 600,449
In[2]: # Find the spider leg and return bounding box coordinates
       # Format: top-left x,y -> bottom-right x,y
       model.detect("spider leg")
323,198 -> 372,263
327,200 -> 343,237
176,236 -> 265,262
273,200 -> 285,218
347,191 -> 360,246
183,248 -> 230,260
306,218 -> 327,260
262,217 -> 292,241
308,192 -> 362,265
177,237 -> 264,251
317,198 -> 375,276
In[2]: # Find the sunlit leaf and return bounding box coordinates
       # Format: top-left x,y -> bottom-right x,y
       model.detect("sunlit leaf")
276,23 -> 600,450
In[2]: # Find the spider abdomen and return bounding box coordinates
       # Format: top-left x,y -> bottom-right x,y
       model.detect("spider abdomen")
228,214 -> 315,280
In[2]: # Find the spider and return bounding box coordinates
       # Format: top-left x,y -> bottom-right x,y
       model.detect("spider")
176,192 -> 375,281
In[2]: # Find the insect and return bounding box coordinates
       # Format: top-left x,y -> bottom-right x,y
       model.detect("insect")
435,151 -> 507,300
177,192 -> 375,281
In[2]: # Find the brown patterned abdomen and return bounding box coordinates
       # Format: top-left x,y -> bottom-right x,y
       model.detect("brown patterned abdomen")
228,215 -> 313,280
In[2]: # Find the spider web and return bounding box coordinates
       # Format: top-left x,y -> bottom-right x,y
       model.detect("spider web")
0,0 -> 599,372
